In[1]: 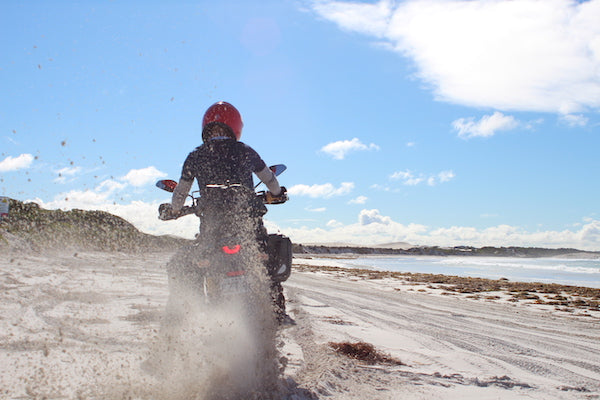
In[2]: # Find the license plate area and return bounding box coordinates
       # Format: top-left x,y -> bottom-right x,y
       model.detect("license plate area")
219,274 -> 249,294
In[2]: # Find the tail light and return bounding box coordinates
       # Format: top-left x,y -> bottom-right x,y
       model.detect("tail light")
222,244 -> 241,254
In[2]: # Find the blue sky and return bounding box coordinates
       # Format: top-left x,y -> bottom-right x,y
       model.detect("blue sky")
2,0 -> 599,250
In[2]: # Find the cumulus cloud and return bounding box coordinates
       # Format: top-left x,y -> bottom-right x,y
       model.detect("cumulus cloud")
437,170 -> 455,183
311,0 -> 600,114
390,169 -> 455,186
38,179 -> 128,210
359,209 -> 392,225
97,179 -> 128,193
349,195 -> 368,204
390,170 -> 424,186
54,166 -> 83,184
27,164 -> 194,237
121,166 -> 167,187
282,209 -> 600,251
56,166 -> 82,176
32,195 -> 200,239
282,208 -> 429,246
58,190 -> 112,207
453,112 -> 519,139
288,182 -> 354,198
580,220 -> 600,243
27,192 -> 600,249
320,138 -> 380,160
312,0 -> 393,37
560,114 -> 590,127
327,219 -> 344,228
0,153 -> 34,172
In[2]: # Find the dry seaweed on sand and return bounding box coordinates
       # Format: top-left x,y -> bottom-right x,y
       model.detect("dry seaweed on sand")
294,263 -> 600,312
329,341 -> 404,366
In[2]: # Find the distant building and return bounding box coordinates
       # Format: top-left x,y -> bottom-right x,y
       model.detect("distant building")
0,197 -> 8,220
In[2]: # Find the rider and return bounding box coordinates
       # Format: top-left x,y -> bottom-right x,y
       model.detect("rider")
167,101 -> 290,322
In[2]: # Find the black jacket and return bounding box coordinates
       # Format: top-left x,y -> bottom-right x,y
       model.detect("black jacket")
180,138 -> 267,196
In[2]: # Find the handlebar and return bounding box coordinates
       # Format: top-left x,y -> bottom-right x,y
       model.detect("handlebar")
257,190 -> 288,205
158,203 -> 197,220
159,189 -> 288,221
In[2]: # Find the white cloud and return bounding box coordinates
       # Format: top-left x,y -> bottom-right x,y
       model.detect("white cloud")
0,153 -> 34,172
320,138 -> 380,160
307,207 -> 327,212
282,209 -> 600,251
31,196 -> 200,239
560,114 -> 589,127
98,179 -> 128,193
326,219 -> 344,228
54,166 -> 83,184
481,213 -> 499,219
282,208 -> 429,246
579,220 -> 600,243
39,190 -> 112,209
288,182 -> 354,198
390,170 -> 423,185
436,170 -> 456,184
24,194 -> 600,249
349,195 -> 368,204
452,112 -> 519,139
23,164 -> 189,239
312,0 -> 393,38
56,166 -> 82,176
311,0 -> 600,114
359,209 -> 392,225
121,166 -> 167,187
390,169 -> 454,186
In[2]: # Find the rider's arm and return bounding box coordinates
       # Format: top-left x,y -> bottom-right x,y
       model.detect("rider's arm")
171,178 -> 193,212
255,165 -> 281,196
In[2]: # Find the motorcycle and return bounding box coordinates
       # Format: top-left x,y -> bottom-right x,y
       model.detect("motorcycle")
151,165 -> 291,399
155,164 -> 291,303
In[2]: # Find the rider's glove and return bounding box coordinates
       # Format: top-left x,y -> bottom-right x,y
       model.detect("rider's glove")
265,186 -> 288,204
158,203 -> 180,220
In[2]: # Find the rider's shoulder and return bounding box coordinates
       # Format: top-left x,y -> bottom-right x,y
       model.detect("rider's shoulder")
189,140 -> 256,155
235,141 -> 259,153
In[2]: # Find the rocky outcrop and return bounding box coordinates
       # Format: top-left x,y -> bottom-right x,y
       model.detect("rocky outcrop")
0,198 -> 189,252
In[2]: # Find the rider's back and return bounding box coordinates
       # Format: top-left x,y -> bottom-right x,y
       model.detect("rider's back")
182,138 -> 267,194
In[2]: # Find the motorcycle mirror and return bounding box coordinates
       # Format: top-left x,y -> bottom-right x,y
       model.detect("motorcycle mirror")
156,179 -> 178,193
255,164 -> 287,189
270,164 -> 287,177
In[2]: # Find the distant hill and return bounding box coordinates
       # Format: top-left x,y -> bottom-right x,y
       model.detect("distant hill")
293,243 -> 599,258
0,199 -> 190,252
304,241 -> 413,250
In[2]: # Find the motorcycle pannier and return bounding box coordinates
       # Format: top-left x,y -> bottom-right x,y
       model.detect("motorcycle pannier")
267,234 -> 292,282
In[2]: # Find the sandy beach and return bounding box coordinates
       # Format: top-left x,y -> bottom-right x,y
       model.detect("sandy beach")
0,250 -> 598,399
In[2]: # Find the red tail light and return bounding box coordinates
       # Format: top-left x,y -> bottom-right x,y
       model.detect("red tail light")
222,245 -> 241,254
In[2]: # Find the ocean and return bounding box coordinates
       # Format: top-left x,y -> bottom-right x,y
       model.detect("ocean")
296,255 -> 600,288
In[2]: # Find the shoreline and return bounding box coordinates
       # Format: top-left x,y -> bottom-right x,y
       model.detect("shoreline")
294,252 -> 600,289
294,250 -> 600,260
292,260 -> 600,319
293,242 -> 600,258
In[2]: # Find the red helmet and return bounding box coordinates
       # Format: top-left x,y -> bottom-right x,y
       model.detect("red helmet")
202,101 -> 243,140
